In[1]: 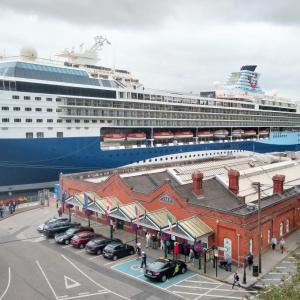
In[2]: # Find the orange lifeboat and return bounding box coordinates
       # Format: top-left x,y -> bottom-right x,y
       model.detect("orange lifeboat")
243,130 -> 257,137
103,133 -> 126,142
127,133 -> 146,141
214,129 -> 229,139
173,131 -> 193,139
259,129 -> 269,136
153,131 -> 174,139
197,130 -> 214,138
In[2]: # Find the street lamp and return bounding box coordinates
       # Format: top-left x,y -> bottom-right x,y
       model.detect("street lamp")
252,182 -> 262,274
243,256 -> 247,284
237,233 -> 240,268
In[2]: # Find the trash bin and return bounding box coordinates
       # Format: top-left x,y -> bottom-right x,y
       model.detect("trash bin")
252,265 -> 259,277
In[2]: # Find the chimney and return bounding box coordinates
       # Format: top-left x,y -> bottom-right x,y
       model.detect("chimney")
228,170 -> 240,194
272,175 -> 285,194
192,171 -> 204,196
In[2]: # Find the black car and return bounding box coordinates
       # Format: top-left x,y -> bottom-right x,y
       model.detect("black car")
44,221 -> 81,238
85,237 -> 122,255
55,226 -> 94,245
103,243 -> 135,260
37,217 -> 68,233
144,259 -> 187,282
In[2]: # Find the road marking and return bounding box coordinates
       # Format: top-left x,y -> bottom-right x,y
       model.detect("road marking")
57,296 -> 68,299
62,245 -> 72,249
57,291 -> 108,300
76,249 -> 86,253
64,275 -> 81,289
0,267 -> 11,300
269,272 -> 288,275
61,254 -> 129,300
282,261 -> 293,264
262,278 -> 281,281
36,260 -> 59,300
182,280 -> 219,285
194,283 -> 223,300
174,285 -> 257,293
174,290 -> 243,299
166,274 -> 201,290
276,266 -> 287,269
89,255 -> 100,260
78,292 -> 89,296
104,256 -> 135,266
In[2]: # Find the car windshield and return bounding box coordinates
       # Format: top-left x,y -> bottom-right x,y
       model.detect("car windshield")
66,228 -> 77,235
149,261 -> 167,270
93,238 -> 105,244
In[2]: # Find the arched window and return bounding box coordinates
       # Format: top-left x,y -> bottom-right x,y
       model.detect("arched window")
279,222 -> 284,237
267,229 -> 271,244
286,219 -> 290,233
249,239 -> 253,254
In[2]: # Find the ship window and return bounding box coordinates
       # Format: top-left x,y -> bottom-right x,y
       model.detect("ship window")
37,119 -> 43,123
35,108 -> 42,112
66,120 -> 71,123
2,118 -> 9,122
26,132 -> 33,139
24,96 -> 30,100
138,93 -> 143,100
13,107 -> 20,111
57,132 -> 63,138
57,119 -> 62,123
25,107 -> 32,111
92,120 -> 97,123
12,95 -> 19,99
75,119 -> 80,123
47,119 -> 53,123
84,120 -> 89,123
46,108 -> 53,112
46,98 -> 52,101
37,132 -> 44,138
35,97 -> 41,101
1,106 -> 9,110
56,98 -> 62,102
26,119 -> 32,122
14,118 -> 21,122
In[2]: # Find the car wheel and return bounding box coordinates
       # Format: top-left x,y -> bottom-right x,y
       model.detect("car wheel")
79,244 -> 84,249
97,249 -> 102,255
181,267 -> 186,274
130,250 -> 134,255
113,255 -> 118,261
161,274 -> 167,282
65,239 -> 70,245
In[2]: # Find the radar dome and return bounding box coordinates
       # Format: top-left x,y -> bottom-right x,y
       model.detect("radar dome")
20,47 -> 37,60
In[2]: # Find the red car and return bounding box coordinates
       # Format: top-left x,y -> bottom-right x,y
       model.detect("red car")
70,231 -> 101,249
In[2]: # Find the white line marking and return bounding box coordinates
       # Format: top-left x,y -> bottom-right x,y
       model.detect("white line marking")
183,280 -> 219,285
58,291 -> 108,300
0,267 -> 11,300
165,274 -> 200,290
173,285 -> 257,293
262,278 -> 281,281
195,283 -> 223,300
282,261 -> 293,264
276,266 -> 287,269
269,272 -> 288,275
64,275 -> 81,289
89,256 -> 100,260
36,261 -> 58,300
105,257 -> 135,266
200,294 -> 243,299
76,249 -> 86,253
78,292 -> 89,296
62,245 -> 72,249
61,254 -> 129,300
57,296 -> 68,299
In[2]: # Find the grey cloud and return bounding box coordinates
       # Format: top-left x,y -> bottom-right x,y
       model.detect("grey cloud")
0,0 -> 300,29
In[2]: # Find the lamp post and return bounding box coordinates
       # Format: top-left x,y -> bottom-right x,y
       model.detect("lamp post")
243,256 -> 247,284
252,182 -> 262,274
237,233 -> 240,268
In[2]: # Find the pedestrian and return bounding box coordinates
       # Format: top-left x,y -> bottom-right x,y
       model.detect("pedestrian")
141,251 -> 147,268
12,201 -> 17,212
280,238 -> 286,254
160,237 -> 164,250
0,204 -> 3,218
145,232 -> 151,248
247,252 -> 253,270
9,202 -> 13,214
232,272 -> 241,289
271,236 -> 277,251
174,242 -> 180,260
188,248 -> 195,263
136,242 -> 141,260
58,206 -> 62,217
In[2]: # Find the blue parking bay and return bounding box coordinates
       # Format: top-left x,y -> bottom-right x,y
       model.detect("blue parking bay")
111,258 -> 195,288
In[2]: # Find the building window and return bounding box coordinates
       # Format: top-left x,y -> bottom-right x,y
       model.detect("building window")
56,98 -> 62,102
25,107 -> 32,111
57,119 -> 62,123
46,98 -> 52,101
13,107 -> 20,111
75,119 -> 80,123
279,222 -> 284,237
35,97 -> 41,101
46,108 -> 53,112
286,220 -> 289,233
47,119 -> 53,123
2,118 -> 9,122
66,119 -> 71,123
35,108 -> 42,112
249,239 -> 253,254
14,118 -> 21,123
37,132 -> 44,138
12,95 -> 19,99
37,119 -> 43,123
24,96 -> 30,100
25,119 -> 32,123
26,132 -> 33,139
57,132 -> 63,138
267,229 -> 271,245
1,106 -> 9,111
92,120 -> 97,123
84,120 -> 90,123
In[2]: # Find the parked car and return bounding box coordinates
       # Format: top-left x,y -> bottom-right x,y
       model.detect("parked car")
37,217 -> 68,233
71,231 -> 101,249
103,243 -> 135,260
144,259 -> 187,282
44,221 -> 81,238
55,227 -> 94,245
85,237 -> 122,255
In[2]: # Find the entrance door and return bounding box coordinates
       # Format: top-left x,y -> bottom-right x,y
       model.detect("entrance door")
223,238 -> 232,259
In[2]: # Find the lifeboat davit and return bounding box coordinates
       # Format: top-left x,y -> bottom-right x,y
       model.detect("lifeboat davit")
259,129 -> 269,136
214,129 -> 229,139
197,130 -> 214,138
232,129 -> 244,138
173,131 -> 194,139
153,131 -> 174,139
127,133 -> 146,141
103,133 -> 126,142
243,130 -> 257,137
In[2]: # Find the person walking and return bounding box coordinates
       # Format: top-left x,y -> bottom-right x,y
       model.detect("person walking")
247,252 -> 253,270
188,248 -> 195,263
232,272 -> 241,289
280,238 -> 286,254
9,202 -> 13,214
58,206 -> 62,217
136,242 -> 141,260
140,251 -> 147,268
271,236 -> 277,252
12,201 -> 16,213
0,204 -> 3,218
145,232 -> 151,248
174,242 -> 180,260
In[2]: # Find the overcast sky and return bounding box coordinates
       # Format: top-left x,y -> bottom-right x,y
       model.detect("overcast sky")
0,0 -> 299,100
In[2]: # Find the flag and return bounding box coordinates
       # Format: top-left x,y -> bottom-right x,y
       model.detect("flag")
83,192 -> 89,209
167,214 -> 173,233
106,198 -> 112,214
134,205 -> 139,227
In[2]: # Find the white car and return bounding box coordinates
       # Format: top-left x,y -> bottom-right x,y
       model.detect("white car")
37,216 -> 68,233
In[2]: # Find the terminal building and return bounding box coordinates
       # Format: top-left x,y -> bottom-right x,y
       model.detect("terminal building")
60,154 -> 300,265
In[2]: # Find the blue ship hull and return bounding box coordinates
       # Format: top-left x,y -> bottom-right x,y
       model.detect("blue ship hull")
1,132 -> 300,190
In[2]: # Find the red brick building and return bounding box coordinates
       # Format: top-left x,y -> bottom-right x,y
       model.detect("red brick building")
61,165 -> 300,265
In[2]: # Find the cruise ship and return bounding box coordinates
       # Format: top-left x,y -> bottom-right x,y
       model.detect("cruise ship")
1,36 -> 300,193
